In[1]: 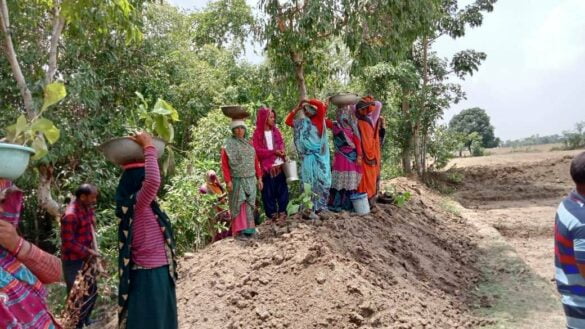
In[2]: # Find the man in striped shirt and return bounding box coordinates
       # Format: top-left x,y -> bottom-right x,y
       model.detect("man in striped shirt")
556,151 -> 585,329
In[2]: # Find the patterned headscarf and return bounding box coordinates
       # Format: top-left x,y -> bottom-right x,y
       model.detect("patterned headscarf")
336,104 -> 360,138
355,96 -> 382,126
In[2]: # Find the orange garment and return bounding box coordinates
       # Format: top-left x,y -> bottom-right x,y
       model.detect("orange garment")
206,182 -> 224,195
356,99 -> 382,199
357,121 -> 381,198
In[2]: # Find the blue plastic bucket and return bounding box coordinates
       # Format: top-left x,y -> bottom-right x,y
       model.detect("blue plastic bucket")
350,193 -> 370,215
0,143 -> 35,180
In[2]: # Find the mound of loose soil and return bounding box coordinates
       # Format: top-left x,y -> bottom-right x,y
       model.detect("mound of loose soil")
177,178 -> 489,329
453,155 -> 575,209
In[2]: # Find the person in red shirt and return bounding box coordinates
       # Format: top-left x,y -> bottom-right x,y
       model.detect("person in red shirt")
61,183 -> 99,328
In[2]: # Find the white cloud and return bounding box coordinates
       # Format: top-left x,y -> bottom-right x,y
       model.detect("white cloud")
523,0 -> 585,70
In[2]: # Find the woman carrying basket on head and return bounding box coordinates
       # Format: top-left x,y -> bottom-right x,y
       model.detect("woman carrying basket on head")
220,118 -> 263,240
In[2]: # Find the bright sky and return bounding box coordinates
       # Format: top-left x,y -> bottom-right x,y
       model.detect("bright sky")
168,0 -> 585,141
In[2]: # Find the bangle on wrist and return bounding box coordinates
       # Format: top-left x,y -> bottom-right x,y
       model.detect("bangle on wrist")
12,237 -> 24,256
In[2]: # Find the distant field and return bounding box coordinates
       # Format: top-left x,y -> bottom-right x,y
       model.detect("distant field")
449,144 -> 582,168
487,143 -> 565,155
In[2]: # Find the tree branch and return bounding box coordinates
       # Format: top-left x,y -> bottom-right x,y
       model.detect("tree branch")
0,0 -> 34,118
46,0 -> 65,84
40,1 -> 66,219
38,164 -> 62,218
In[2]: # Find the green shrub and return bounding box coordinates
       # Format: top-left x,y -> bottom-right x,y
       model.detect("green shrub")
471,139 -> 484,157
427,126 -> 465,169
161,109 -> 232,252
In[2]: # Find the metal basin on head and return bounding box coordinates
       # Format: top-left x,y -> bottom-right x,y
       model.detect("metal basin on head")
99,137 -> 166,165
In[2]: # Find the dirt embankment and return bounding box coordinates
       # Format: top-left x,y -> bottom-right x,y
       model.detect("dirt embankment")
453,154 -> 575,209
176,178 -> 491,329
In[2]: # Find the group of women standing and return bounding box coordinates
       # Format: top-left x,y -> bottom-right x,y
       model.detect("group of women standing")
286,96 -> 384,215
0,95 -> 384,329
218,95 -> 385,238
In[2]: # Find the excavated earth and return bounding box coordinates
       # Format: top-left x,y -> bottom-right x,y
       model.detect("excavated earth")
176,178 -> 493,329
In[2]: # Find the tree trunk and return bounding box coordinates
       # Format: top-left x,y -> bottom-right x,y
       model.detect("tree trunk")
416,36 -> 430,177
421,129 -> 428,172
401,96 -> 413,174
0,0 -> 34,118
413,123 -> 424,176
40,6 -> 66,219
45,1 -> 65,85
291,51 -> 307,101
402,140 -> 413,174
38,165 -> 62,218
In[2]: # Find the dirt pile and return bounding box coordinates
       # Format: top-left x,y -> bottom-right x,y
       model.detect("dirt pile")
176,178 -> 489,329
453,155 -> 575,209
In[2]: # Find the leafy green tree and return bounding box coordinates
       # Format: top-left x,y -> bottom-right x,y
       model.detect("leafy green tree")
192,0 -> 254,52
0,0 -> 148,217
360,0 -> 496,175
259,0 -> 443,100
502,134 -> 564,147
563,121 -> 585,150
162,109 -> 231,250
449,107 -> 499,151
467,131 -> 484,156
0,0 -> 261,248
427,125 -> 466,169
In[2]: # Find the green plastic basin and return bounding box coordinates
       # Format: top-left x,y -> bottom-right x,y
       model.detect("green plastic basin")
0,143 -> 35,180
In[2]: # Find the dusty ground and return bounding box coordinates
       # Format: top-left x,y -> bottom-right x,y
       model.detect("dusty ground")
449,148 -> 584,329
176,178 -> 492,329
449,148 -> 578,169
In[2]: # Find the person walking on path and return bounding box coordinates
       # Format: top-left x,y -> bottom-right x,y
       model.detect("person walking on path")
355,96 -> 383,205
328,103 -> 363,212
221,120 -> 263,239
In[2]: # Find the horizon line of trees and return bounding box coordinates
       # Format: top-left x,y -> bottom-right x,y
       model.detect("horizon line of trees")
500,121 -> 585,149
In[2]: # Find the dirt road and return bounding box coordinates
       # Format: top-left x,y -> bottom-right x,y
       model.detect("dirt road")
450,149 -> 583,329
